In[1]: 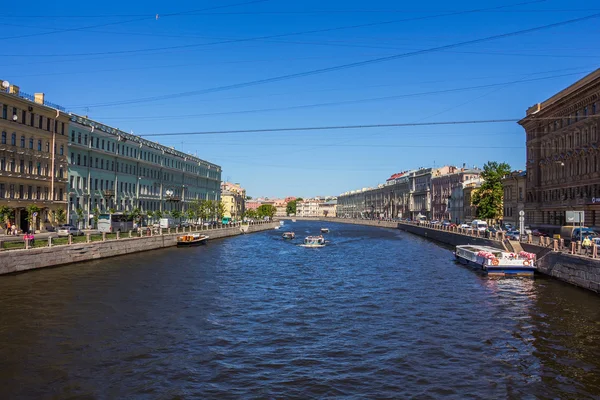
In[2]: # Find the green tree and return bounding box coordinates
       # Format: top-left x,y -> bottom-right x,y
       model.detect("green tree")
217,201 -> 226,220
146,210 -> 155,224
154,210 -> 163,220
244,209 -> 258,219
130,207 -> 142,225
186,207 -> 197,223
472,161 -> 511,221
75,208 -> 84,229
257,204 -> 277,219
55,208 -> 67,225
93,207 -> 100,228
109,207 -> 116,215
0,206 -> 14,225
286,200 -> 297,216
171,210 -> 182,224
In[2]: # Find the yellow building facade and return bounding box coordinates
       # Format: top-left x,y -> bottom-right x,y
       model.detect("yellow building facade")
0,80 -> 70,233
221,182 -> 246,221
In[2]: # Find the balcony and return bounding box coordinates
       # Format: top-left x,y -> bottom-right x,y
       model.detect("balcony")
103,190 -> 115,198
166,195 -> 181,202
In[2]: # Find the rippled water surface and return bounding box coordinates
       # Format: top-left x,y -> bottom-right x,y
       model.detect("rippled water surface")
1,221 -> 600,399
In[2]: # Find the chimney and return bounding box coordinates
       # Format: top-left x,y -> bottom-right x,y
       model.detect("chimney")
9,84 -> 19,95
34,93 -> 45,105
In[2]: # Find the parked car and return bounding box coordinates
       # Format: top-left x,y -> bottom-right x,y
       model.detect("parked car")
532,229 -> 549,237
441,221 -> 451,227
57,226 -> 84,237
523,226 -> 532,235
506,231 -> 521,240
459,223 -> 470,229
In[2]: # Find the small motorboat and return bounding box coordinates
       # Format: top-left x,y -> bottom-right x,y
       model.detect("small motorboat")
274,226 -> 280,230
292,219 -> 297,222
280,221 -> 285,226
300,235 -> 326,248
177,233 -> 209,247
320,228 -> 330,233
282,232 -> 295,239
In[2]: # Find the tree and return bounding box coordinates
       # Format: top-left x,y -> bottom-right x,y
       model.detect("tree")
186,208 -> 197,223
171,210 -> 182,224
217,201 -> 226,220
75,208 -> 84,229
146,210 -> 154,224
154,210 -> 163,220
93,207 -> 100,228
0,206 -> 14,224
55,208 -> 67,225
257,204 -> 276,219
246,196 -> 253,200
472,161 -> 511,221
244,209 -> 257,219
130,207 -> 142,225
286,200 -> 298,216
109,207 -> 116,215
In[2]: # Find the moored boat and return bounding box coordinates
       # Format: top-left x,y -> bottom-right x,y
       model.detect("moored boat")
454,245 -> 536,277
177,233 -> 209,247
282,232 -> 295,239
300,235 -> 326,248
320,228 -> 330,233
292,219 -> 297,222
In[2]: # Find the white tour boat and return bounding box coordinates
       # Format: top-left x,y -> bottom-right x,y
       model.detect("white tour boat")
320,228 -> 330,233
454,245 -> 536,277
300,235 -> 326,248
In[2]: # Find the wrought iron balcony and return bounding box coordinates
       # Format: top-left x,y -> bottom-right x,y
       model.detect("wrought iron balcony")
103,190 -> 115,198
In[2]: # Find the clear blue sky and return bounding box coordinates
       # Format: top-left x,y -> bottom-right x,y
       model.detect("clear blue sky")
3,0 -> 599,198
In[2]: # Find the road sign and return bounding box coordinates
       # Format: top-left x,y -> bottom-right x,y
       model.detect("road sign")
519,210 -> 525,217
566,211 -> 584,224
32,212 -> 38,217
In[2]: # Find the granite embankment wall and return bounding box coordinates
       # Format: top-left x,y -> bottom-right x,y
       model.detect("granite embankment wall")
0,222 -> 277,275
331,218 -> 600,294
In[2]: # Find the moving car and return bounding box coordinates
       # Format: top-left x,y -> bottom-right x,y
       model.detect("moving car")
532,229 -> 549,237
57,226 -> 84,237
506,231 -> 521,240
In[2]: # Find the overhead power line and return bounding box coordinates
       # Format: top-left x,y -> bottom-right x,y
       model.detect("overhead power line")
72,11 -> 600,109
139,119 -> 521,137
2,0 -> 546,58
92,70 -> 592,121
0,0 -> 269,41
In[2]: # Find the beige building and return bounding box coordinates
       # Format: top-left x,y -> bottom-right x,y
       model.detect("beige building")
0,80 -> 70,233
501,171 -> 526,228
319,199 -> 337,217
220,182 -> 245,221
519,69 -> 600,230
296,198 -> 324,217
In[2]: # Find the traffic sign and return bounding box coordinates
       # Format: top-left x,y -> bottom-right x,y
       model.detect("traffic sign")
32,212 -> 38,217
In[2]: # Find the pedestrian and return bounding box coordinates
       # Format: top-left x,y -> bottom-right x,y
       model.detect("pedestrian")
11,224 -> 17,236
6,221 -> 10,235
582,235 -> 592,255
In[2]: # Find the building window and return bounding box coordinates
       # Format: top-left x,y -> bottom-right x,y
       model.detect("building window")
95,179 -> 98,190
38,140 -> 42,151
101,159 -> 104,169
1,131 -> 5,144
71,130 -> 75,142
2,105 -> 6,119
9,184 -> 14,199
84,134 -> 88,145
19,185 -> 24,199
28,138 -> 33,149
61,122 -> 65,135
593,103 -> 597,115
95,158 -> 98,168
28,161 -> 32,174
60,145 -> 64,155
45,141 -> 50,152
46,118 -> 51,131
30,113 -> 34,126
78,132 -> 81,144
11,133 -> 16,146
36,162 -> 41,175
77,154 -> 81,166
71,153 -> 75,164
20,135 -> 25,148
38,115 -> 43,129
27,186 -> 32,199
36,187 -> 40,200
83,155 -> 87,166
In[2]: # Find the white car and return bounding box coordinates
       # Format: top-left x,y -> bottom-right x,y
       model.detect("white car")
460,223 -> 470,229
57,226 -> 84,237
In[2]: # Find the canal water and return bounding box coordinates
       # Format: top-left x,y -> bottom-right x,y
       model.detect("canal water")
1,221 -> 599,399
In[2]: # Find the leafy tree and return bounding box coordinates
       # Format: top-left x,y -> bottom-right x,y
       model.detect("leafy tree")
257,204 -> 276,219
186,208 -> 197,223
171,210 -> 182,223
246,196 -> 253,200
109,207 -> 116,215
75,208 -> 84,229
296,197 -> 303,202
147,210 -> 155,224
55,208 -> 67,225
93,207 -> 100,228
217,202 -> 226,220
154,210 -> 163,220
472,161 -> 511,221
130,207 -> 142,224
286,200 -> 298,216
0,206 -> 14,224
244,209 -> 258,219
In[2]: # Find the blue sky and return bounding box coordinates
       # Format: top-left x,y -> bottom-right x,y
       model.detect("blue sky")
3,0 -> 600,197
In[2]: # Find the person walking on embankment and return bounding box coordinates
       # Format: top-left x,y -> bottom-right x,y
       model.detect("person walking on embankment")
582,236 -> 592,256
